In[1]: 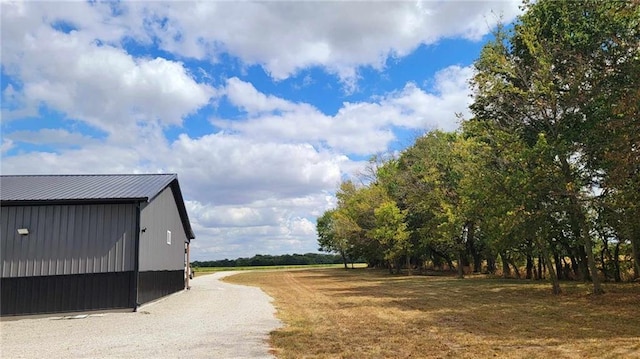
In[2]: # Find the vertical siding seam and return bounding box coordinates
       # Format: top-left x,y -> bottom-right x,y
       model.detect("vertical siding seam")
1,203 -> 140,279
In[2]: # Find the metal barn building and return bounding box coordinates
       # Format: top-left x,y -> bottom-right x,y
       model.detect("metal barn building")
0,174 -> 195,316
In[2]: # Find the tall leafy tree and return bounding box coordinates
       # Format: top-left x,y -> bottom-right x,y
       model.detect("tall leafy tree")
470,0 -> 640,293
371,200 -> 411,274
579,1 -> 640,280
317,209 -> 350,269
395,131 -> 471,277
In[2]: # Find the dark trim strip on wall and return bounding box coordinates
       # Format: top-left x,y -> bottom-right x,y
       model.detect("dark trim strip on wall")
1,272 -> 136,316
137,270 -> 184,305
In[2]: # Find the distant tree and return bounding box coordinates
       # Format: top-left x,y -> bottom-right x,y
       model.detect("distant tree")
192,253 -> 344,267
317,209 -> 350,269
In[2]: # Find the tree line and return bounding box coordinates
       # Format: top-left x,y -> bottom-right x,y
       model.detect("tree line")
192,253 -> 345,268
317,0 -> 640,294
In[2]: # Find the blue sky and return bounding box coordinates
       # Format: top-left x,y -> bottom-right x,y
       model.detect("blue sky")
1,1 -> 522,260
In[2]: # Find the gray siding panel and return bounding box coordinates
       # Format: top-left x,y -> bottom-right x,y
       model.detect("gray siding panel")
1,203 -> 136,278
1,174 -> 195,241
139,187 -> 188,271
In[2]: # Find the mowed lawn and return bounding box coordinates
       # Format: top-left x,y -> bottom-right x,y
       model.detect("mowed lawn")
225,268 -> 640,359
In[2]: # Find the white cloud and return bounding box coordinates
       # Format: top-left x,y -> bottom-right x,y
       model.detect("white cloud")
7,129 -> 99,148
129,1 -> 520,83
388,65 -> 475,131
1,4 -> 214,138
224,77 -> 303,115
0,144 -> 141,175
3,1 -> 520,85
214,66 -> 473,154
288,217 -> 316,237
187,201 -> 323,260
167,133 -> 344,204
1,138 -> 15,154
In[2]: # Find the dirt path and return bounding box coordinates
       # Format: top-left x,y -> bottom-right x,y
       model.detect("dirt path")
0,272 -> 281,359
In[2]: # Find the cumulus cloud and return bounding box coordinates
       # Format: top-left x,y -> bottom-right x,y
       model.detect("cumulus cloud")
388,65 -> 475,131
1,3 -> 214,138
224,77 -> 304,115
214,65 -> 473,154
131,1 -> 520,82
7,129 -> 99,148
0,144 -> 141,175
186,196 -> 326,259
167,133 -> 345,204
3,1 -> 520,85
1,138 -> 15,154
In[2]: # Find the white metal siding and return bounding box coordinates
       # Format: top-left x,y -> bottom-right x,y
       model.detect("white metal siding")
1,203 -> 137,278
139,187 -> 188,271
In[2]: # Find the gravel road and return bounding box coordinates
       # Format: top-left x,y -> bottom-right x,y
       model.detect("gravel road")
0,272 -> 282,359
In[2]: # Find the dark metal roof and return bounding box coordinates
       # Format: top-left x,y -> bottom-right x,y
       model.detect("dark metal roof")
0,174 -> 195,239
0,174 -> 176,202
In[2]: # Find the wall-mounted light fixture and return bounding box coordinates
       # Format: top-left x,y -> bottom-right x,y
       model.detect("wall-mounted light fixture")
17,228 -> 29,236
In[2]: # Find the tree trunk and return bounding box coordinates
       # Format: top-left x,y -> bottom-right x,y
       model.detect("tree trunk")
526,254 -> 534,280
340,250 -> 348,270
537,255 -> 543,280
631,235 -> 640,280
487,254 -> 497,274
577,246 -> 590,281
465,222 -> 482,273
406,254 -> 412,276
613,241 -> 621,282
554,251 -> 564,281
508,258 -> 521,279
601,237 -> 613,281
584,235 -> 603,293
567,182 -> 602,291
546,251 -> 562,295
473,255 -> 482,273
457,251 -> 464,279
537,241 -> 561,295
600,237 -> 608,263
561,257 -> 571,280
446,257 -> 455,271
559,156 -> 599,292
500,252 -> 510,279
568,252 -> 580,280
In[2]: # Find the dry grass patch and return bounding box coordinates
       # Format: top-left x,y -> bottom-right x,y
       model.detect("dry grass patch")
226,269 -> 640,358
225,268 -> 640,359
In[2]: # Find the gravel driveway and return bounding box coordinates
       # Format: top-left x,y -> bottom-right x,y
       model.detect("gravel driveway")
0,272 -> 282,359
